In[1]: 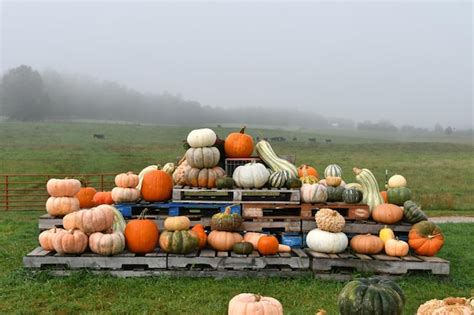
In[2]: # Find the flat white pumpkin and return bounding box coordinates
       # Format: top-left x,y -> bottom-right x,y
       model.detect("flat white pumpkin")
306,228 -> 348,254
187,128 -> 217,148
233,162 -> 270,189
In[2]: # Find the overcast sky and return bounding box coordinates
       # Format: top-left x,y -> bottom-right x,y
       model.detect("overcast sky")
1,1 -> 472,128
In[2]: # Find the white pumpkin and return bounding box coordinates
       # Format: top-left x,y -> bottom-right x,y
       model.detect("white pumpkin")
388,174 -> 407,188
111,187 -> 141,203
300,183 -> 328,203
324,164 -> 342,178
89,231 -> 125,256
306,228 -> 348,253
233,162 -> 270,189
185,147 -> 220,169
186,128 -> 217,148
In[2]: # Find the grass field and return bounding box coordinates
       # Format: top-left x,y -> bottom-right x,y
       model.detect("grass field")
0,211 -> 473,314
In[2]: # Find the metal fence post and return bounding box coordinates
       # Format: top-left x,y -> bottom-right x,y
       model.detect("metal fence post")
5,175 -> 9,211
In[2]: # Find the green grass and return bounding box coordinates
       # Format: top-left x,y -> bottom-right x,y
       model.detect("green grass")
0,211 -> 472,314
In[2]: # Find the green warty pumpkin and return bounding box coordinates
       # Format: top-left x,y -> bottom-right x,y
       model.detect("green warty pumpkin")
326,186 -> 345,202
216,176 -> 234,189
232,242 -> 254,255
159,230 -> 199,254
211,207 -> 243,231
403,200 -> 428,224
285,178 -> 302,189
342,188 -> 363,204
387,187 -> 412,206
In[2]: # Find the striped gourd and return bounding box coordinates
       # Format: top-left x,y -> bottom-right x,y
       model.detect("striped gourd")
255,140 -> 298,178
353,167 -> 384,212
324,164 -> 342,178
269,170 -> 290,188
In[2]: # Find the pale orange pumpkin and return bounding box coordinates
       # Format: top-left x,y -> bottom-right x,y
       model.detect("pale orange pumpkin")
228,293 -> 283,315
224,127 -> 254,158
52,229 -> 88,254
46,196 -> 80,216
38,227 -> 65,251
46,178 -> 81,197
185,167 -> 226,188
89,231 -> 125,256
385,238 -> 409,257
111,187 -> 140,203
207,230 -> 243,251
114,171 -> 139,188
350,234 -> 384,255
172,159 -> 191,185
141,170 -> 173,202
63,204 -> 115,234
371,204 -> 404,224
164,216 -> 191,231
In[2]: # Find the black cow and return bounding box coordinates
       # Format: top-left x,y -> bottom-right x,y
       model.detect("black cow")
93,134 -> 105,139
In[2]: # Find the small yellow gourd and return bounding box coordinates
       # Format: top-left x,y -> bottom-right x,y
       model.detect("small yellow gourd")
379,225 -> 395,244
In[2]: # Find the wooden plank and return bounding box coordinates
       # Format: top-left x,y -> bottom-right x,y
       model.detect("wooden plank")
400,255 -> 422,262
278,252 -> 292,258
371,254 -> 402,261
338,252 -> 357,259
27,247 -> 46,256
413,255 -> 449,263
354,254 -> 373,260
199,249 -> 216,257
292,248 -> 308,258
217,251 -> 228,257
305,250 -> 330,259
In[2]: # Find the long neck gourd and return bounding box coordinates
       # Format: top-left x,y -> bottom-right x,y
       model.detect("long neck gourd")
353,167 -> 383,212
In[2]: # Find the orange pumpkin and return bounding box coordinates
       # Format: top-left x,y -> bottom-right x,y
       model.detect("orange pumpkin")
141,170 -> 173,202
185,167 -> 226,188
93,191 -> 114,205
350,234 -> 384,255
371,203 -> 403,224
207,231 -> 243,251
380,191 -> 388,203
191,224 -> 207,249
76,186 -> 97,208
224,127 -> 254,158
124,212 -> 159,254
408,221 -> 444,256
38,227 -> 65,251
257,235 -> 279,255
297,164 -> 319,179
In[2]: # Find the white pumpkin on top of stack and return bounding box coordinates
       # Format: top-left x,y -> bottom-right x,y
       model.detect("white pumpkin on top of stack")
111,171 -> 141,203
45,178 -> 81,217
306,208 -> 348,254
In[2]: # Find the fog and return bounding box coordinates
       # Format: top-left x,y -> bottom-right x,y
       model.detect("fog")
1,1 -> 473,128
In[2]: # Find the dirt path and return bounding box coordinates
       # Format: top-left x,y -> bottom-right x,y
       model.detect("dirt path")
429,216 -> 474,223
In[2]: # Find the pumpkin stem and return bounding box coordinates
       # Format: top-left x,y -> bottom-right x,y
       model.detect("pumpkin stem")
253,294 -> 262,302
138,208 -> 149,220
239,126 -> 246,134
353,167 -> 362,175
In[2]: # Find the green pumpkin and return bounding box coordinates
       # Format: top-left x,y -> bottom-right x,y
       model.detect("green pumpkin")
232,241 -> 254,255
338,277 -> 405,315
326,186 -> 345,202
159,230 -> 199,254
403,200 -> 428,224
216,176 -> 234,189
211,207 -> 243,231
269,170 -> 290,188
285,178 -> 302,189
387,187 -> 412,206
342,188 -> 363,204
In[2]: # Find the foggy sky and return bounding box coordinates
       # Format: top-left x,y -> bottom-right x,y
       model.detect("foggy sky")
1,1 -> 472,128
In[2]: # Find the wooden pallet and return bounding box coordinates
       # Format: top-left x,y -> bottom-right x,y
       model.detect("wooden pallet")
306,250 -> 449,276
114,202 -> 241,218
301,219 -> 412,235
172,186 -> 300,204
300,203 -> 370,220
242,216 -> 302,232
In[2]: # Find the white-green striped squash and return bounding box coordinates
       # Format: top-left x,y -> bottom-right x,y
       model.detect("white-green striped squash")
324,164 -> 342,178
255,140 -> 298,178
269,170 -> 290,188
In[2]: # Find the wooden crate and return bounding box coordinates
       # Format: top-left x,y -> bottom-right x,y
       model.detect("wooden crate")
242,203 -> 304,217
173,186 -> 300,204
242,216 -> 302,232
300,203 -> 370,220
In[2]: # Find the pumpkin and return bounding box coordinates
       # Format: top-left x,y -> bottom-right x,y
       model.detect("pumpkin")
216,176 -> 234,189
385,238 -> 409,257
387,187 -> 412,206
285,178 -> 302,189
114,172 -> 139,188
388,174 -> 407,188
300,175 -> 319,184
269,170 -> 290,188
162,162 -> 176,176
185,166 -> 226,188
124,211 -> 159,254
326,186 -> 345,202
141,170 -> 173,202
324,164 -> 342,177
255,140 -> 298,178
233,241 -> 254,255
403,200 -> 428,224
233,162 -> 270,189
345,182 -> 363,192
408,220 -> 444,256
353,167 -> 384,212
342,188 -> 363,204
164,216 -> 191,231
243,232 -> 265,249
325,176 -> 342,187
46,178 -> 81,197
111,187 -> 141,203
257,235 -> 279,255
379,225 -> 395,244
187,128 -> 217,148
380,191 -> 388,203
306,228 -> 348,253
52,229 -> 88,254
207,230 -> 243,251
39,227 -> 65,251
224,126 -> 254,158
93,191 -> 113,205
228,293 -> 283,315
89,231 -> 125,256
371,204 -> 404,224
159,230 -> 199,254
136,164 -> 161,190
298,164 -> 319,179
63,204 -> 115,234
185,147 -> 220,169
350,234 -> 384,255
338,277 -> 405,315
300,183 -> 328,203
172,159 -> 191,185
76,186 -> 97,209
191,224 -> 207,249
417,297 -> 473,315
211,206 -> 243,231
315,208 -> 345,233
46,196 -> 80,216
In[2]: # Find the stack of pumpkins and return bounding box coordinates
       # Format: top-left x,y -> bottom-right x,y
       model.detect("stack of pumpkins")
208,207 -> 244,251
384,174 -> 412,206
45,178 -> 81,217
306,208 -> 348,254
158,216 -> 200,254
111,172 -> 141,204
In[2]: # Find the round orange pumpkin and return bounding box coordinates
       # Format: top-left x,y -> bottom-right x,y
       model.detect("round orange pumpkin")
141,170 -> 173,202
93,191 -> 114,205
371,203 -> 403,224
408,221 -> 444,256
124,214 -> 159,254
380,191 -> 388,203
207,231 -> 243,251
224,127 -> 254,158
297,164 -> 319,179
350,234 -> 384,255
191,224 -> 207,249
76,186 -> 97,208
257,235 -> 279,255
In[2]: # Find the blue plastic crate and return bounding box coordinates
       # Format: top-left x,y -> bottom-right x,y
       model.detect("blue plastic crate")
281,232 -> 303,248
114,202 -> 241,218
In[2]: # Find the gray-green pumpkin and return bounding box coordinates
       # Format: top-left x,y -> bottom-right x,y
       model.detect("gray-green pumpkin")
159,230 -> 199,254
216,176 -> 234,189
285,178 -> 302,189
326,186 -> 345,202
232,241 -> 254,255
269,170 -> 290,188
403,200 -> 428,224
387,187 -> 412,206
211,206 -> 243,231
342,188 -> 363,204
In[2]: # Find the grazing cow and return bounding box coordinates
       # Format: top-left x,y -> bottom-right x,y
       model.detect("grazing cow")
325,139 -> 332,144
93,134 -> 105,139
269,136 -> 286,142
308,138 -> 316,143
292,137 -> 297,141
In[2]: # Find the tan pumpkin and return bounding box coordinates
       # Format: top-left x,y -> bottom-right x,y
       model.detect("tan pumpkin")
111,187 -> 141,203
38,227 -> 65,251
385,238 -> 409,257
172,159 -> 191,185
228,293 -> 283,315
325,176 -> 342,187
46,196 -> 80,216
185,166 -> 226,188
46,178 -> 81,197
89,231 -> 125,256
372,204 -> 404,224
63,204 -> 115,234
207,230 -> 243,251
417,297 -> 473,315
163,216 -> 191,231
243,232 -> 265,249
114,171 -> 139,188
315,208 -> 345,233
52,229 -> 88,254
185,147 -> 220,169
350,234 -> 384,255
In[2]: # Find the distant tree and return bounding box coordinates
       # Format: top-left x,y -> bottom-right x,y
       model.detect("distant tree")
434,123 -> 443,133
1,65 -> 50,120
444,126 -> 453,135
